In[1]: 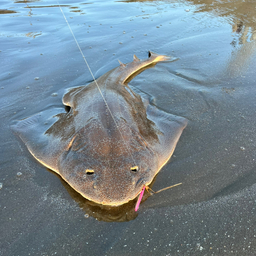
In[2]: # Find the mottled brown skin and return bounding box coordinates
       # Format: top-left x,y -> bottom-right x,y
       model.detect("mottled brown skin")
12,52 -> 187,206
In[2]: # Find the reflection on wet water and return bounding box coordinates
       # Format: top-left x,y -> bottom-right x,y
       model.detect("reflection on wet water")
184,0 -> 256,78
6,0 -> 256,48
187,0 -> 256,24
121,0 -> 256,43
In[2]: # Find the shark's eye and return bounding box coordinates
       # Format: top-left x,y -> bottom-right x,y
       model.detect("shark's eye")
85,169 -> 94,175
130,166 -> 139,172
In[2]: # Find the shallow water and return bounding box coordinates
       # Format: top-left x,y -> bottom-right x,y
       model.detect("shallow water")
1,0 -> 256,255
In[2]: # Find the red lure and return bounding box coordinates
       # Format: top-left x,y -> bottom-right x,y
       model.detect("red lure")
135,186 -> 146,211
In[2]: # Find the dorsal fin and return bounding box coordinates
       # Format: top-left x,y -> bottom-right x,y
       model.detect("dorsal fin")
109,51 -> 177,85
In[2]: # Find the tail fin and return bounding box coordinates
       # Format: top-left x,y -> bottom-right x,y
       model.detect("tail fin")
109,51 -> 178,85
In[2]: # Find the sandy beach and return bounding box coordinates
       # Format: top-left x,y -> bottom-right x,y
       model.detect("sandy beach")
1,0 -> 256,255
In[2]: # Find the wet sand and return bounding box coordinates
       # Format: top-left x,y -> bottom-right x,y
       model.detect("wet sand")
1,0 -> 256,255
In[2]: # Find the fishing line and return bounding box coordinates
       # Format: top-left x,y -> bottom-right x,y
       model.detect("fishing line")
147,183 -> 182,194
57,3 -> 137,166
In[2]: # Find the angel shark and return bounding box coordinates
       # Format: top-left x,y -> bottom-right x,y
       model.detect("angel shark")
12,52 -> 187,206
